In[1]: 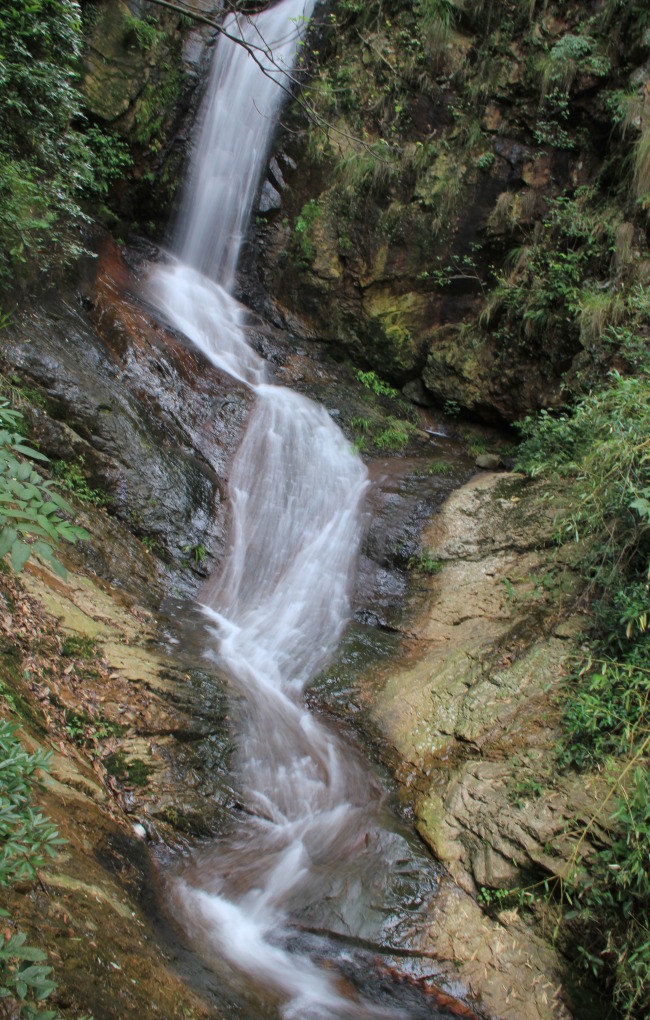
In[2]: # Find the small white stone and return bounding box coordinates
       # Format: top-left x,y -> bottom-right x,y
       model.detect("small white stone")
132,823 -> 147,840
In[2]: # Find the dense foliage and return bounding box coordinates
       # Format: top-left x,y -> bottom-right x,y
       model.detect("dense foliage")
0,402 -> 88,576
0,0 -> 130,289
0,395 -> 90,1016
0,720 -> 64,1018
518,351 -> 650,1016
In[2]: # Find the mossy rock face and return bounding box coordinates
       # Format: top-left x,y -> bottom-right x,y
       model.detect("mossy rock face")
361,289 -> 429,379
422,325 -> 575,422
245,0 -> 649,421
4,242 -> 251,590
81,0 -> 212,228
83,0 -> 150,122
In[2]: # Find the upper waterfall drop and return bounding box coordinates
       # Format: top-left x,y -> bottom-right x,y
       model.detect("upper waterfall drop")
150,0 -> 316,386
175,0 -> 317,289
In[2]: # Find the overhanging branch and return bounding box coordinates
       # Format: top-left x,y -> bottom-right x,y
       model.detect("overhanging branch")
144,0 -> 397,164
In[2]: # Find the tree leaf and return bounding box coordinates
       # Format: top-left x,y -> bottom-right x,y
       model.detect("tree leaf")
0,526 -> 18,558
13,444 -> 48,461
10,538 -> 31,572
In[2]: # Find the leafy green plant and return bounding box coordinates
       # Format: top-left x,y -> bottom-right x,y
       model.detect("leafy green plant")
537,34 -> 609,97
60,635 -> 97,660
476,151 -> 495,171
292,199 -> 321,267
482,190 -> 614,351
477,883 -> 540,912
560,658 -> 650,769
0,931 -> 60,1020
354,370 -> 398,398
374,417 -> 416,450
0,722 -> 62,888
0,0 -> 99,285
517,364 -> 650,1009
64,709 -> 125,747
350,416 -> 371,433
123,12 -> 164,51
0,719 -> 65,1018
80,127 -> 133,198
0,403 -> 88,575
426,459 -> 456,476
509,774 -> 545,806
182,543 -> 207,567
587,767 -> 650,1017
141,536 -> 160,554
443,399 -> 460,416
51,456 -> 109,508
407,551 -> 443,574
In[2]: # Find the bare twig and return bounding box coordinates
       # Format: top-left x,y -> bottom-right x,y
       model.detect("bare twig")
144,0 -> 399,164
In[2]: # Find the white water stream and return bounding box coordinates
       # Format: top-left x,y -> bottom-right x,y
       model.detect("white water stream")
148,5 -> 425,1018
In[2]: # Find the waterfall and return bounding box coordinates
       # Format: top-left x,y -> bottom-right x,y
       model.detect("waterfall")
148,5 -> 411,1018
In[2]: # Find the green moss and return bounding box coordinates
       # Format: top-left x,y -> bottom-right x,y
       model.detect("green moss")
133,66 -> 183,150
122,13 -> 165,52
60,635 -> 97,660
291,199 -> 322,267
104,753 -> 153,787
52,456 -> 111,508
363,291 -> 427,377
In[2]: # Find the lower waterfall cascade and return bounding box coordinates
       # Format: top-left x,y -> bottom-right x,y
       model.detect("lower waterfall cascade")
147,3 -> 470,1018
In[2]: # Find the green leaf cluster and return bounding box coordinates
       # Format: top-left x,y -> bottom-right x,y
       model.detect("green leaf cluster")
52,455 -> 109,508
0,722 -> 62,888
0,0 -> 132,287
0,402 -> 88,575
485,190 -> 613,348
354,369 -> 398,398
291,199 -> 322,268
122,12 -> 164,52
577,767 -> 650,1018
0,720 -> 64,1018
517,368 -> 650,1011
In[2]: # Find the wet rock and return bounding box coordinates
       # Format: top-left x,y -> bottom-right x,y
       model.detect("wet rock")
81,0 -> 213,227
420,881 -> 573,1020
268,156 -> 286,190
370,473 -> 577,766
5,242 -> 250,592
402,378 -> 433,407
475,453 -> 501,470
20,558 -> 234,841
258,179 -> 282,212
83,0 -> 151,122
419,758 -> 613,897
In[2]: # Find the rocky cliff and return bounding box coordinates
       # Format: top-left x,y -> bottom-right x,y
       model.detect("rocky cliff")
244,0 -> 650,422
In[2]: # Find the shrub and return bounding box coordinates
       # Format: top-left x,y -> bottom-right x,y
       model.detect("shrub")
0,401 -> 88,575
517,367 -> 650,1010
355,369 -> 399,398
292,199 -> 321,267
52,456 -> 110,508
0,719 -> 64,1018
0,0 -> 132,288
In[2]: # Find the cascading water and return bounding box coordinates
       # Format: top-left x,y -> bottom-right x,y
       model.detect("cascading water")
148,5 -> 457,1019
